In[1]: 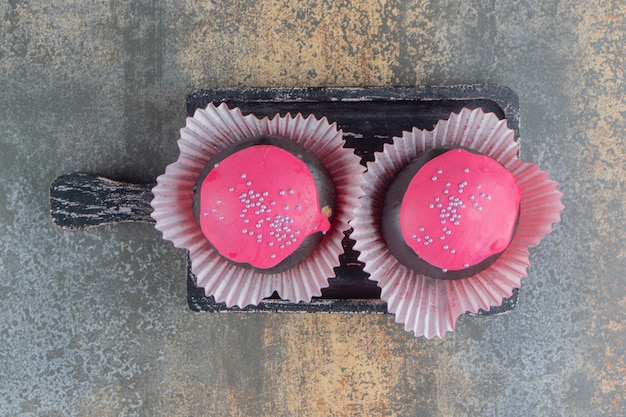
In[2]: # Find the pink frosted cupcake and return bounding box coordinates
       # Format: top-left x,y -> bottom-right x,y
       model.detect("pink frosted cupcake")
351,108 -> 563,338
151,103 -> 365,308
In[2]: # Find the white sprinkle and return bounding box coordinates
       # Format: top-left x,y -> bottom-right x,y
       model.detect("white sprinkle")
419,227 -> 425,232
288,189 -> 294,194
242,229 -> 248,234
270,254 -> 276,259
279,190 -> 285,196
445,182 -> 451,187
437,169 -> 443,174
464,263 -> 470,268
269,242 -> 274,247
203,212 -> 209,216
229,187 -> 235,192
464,168 -> 470,173
432,176 -> 438,181
241,173 -> 246,179
442,268 -> 448,273
214,163 -> 219,168
263,191 -> 269,196
443,245 -> 449,250
451,249 -> 456,254
219,216 -> 224,220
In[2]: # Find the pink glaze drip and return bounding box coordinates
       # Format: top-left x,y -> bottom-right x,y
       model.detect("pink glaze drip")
399,149 -> 520,271
199,145 -> 331,269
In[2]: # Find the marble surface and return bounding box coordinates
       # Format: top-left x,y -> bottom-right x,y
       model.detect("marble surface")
0,1 -> 624,416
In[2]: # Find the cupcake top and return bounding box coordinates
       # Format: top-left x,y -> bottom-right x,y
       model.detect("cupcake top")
384,147 -> 520,277
194,135 -> 335,272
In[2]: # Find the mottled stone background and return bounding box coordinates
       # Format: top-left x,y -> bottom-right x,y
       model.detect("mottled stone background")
1,1 -> 624,416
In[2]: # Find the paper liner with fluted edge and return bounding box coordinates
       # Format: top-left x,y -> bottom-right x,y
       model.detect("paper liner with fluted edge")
351,108 -> 563,339
151,103 -> 365,307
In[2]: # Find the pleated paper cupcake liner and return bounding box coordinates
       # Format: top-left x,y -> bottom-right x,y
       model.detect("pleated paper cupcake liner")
351,108 -> 563,338
151,103 -> 365,307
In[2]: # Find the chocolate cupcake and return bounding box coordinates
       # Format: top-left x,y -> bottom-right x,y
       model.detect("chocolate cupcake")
151,103 -> 364,307
381,146 -> 521,280
192,135 -> 336,274
351,108 -> 563,338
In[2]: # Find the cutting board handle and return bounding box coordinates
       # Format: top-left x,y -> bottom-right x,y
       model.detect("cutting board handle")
50,173 -> 155,230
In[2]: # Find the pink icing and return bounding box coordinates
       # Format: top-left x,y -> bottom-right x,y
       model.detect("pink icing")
199,145 -> 331,269
399,149 -> 520,271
